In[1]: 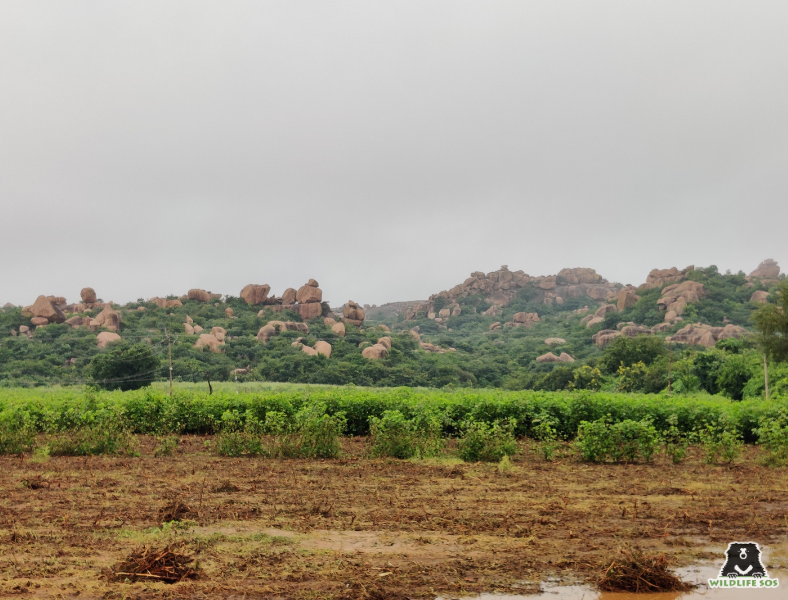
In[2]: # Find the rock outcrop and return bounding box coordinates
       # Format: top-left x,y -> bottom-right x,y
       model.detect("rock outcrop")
749,259 -> 780,281
331,322 -> 346,337
92,306 -> 121,331
187,289 -> 213,302
544,338 -> 566,345
342,301 -> 366,327
256,321 -> 309,344
641,266 -> 694,290
750,291 -> 770,304
405,265 -> 621,320
362,344 -> 389,359
194,333 -> 224,353
536,352 -> 575,363
657,281 -> 705,321
592,330 -> 622,347
668,323 -> 748,347
240,284 -> 270,305
617,288 -> 640,312
296,280 -> 322,304
96,331 -> 121,349
314,341 -> 332,358
211,327 -> 227,343
30,296 -> 65,323
151,297 -> 183,309
80,288 -> 97,304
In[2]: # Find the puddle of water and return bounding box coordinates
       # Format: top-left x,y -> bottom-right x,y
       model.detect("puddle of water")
445,542 -> 788,600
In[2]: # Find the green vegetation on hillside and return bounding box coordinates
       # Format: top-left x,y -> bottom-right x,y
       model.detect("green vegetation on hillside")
0,268 -> 785,397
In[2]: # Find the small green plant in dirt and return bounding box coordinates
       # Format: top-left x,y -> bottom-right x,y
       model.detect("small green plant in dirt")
497,454 -> 514,474
154,435 -> 179,457
697,423 -> 742,466
755,411 -> 788,466
663,414 -> 690,464
369,408 -> 444,459
214,410 -> 263,457
575,417 -> 660,463
457,419 -> 517,463
531,413 -> 559,461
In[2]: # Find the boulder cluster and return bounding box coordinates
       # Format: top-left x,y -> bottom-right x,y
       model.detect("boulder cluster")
239,280 -> 332,322
657,281 -> 705,323
406,266 -> 620,321
536,352 -> 574,363
667,323 -> 748,347
641,266 -> 694,290
749,259 -> 780,282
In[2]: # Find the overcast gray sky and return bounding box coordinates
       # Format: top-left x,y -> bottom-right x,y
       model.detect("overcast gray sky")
1,2 -> 786,307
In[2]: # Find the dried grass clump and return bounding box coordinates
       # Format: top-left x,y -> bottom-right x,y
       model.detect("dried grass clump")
158,499 -> 195,524
598,547 -> 692,593
111,545 -> 198,583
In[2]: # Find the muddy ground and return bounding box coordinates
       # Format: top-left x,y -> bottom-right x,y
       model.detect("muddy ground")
1,437 -> 787,599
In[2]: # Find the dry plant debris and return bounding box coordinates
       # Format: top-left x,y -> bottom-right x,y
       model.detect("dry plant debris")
110,545 -> 198,583
598,546 -> 694,592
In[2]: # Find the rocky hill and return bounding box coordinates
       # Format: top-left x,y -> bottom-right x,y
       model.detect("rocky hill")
0,259 -> 784,394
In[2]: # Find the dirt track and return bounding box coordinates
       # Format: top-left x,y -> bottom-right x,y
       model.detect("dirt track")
1,437 -> 787,599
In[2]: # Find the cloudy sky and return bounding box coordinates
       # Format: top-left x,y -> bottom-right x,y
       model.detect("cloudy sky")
1,2 -> 786,307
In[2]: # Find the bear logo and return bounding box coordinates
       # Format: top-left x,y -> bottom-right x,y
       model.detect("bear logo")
719,542 -> 768,578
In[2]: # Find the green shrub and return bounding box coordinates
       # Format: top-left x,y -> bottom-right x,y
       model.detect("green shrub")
89,342 -> 161,391
457,419 -> 517,462
531,413 -> 559,461
698,423 -> 742,465
600,336 -> 668,374
617,361 -> 649,392
570,366 -> 602,391
291,403 -> 346,459
214,409 -> 263,457
369,408 -> 444,459
663,414 -> 689,464
45,424 -> 136,456
756,412 -> 788,466
0,409 -> 35,455
575,417 -> 660,463
369,410 -> 417,459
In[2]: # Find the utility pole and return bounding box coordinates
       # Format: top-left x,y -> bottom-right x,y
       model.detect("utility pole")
167,329 -> 173,398
667,343 -> 673,396
764,354 -> 770,401
235,374 -> 239,395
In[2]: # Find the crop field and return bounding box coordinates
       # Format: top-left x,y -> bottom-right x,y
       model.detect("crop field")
1,385 -> 788,599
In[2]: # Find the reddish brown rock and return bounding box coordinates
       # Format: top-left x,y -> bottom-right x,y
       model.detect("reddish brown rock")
302,345 -> 318,356
240,284 -> 271,305
211,327 -> 227,343
377,336 -> 392,350
749,259 -> 780,280
489,322 -> 501,331
194,333 -> 223,353
296,282 -> 322,304
592,329 -> 621,347
188,289 -> 212,303
343,301 -> 366,322
314,341 -> 332,358
30,295 -> 65,323
362,344 -> 389,359
225,307 -> 235,318
94,306 -> 121,331
96,331 -> 121,349
294,302 -> 322,321
558,352 -> 575,363
750,291 -> 770,304
31,317 -> 49,326
617,288 -> 639,312
331,322 -> 346,337
184,323 -> 195,335
544,338 -> 566,345
536,352 -> 561,363
80,288 -> 97,304
281,288 -> 297,305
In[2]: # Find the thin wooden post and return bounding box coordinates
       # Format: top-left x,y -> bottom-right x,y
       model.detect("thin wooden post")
764,354 -> 769,401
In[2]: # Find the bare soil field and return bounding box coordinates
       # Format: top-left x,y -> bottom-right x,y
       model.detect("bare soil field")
1,437 -> 787,599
